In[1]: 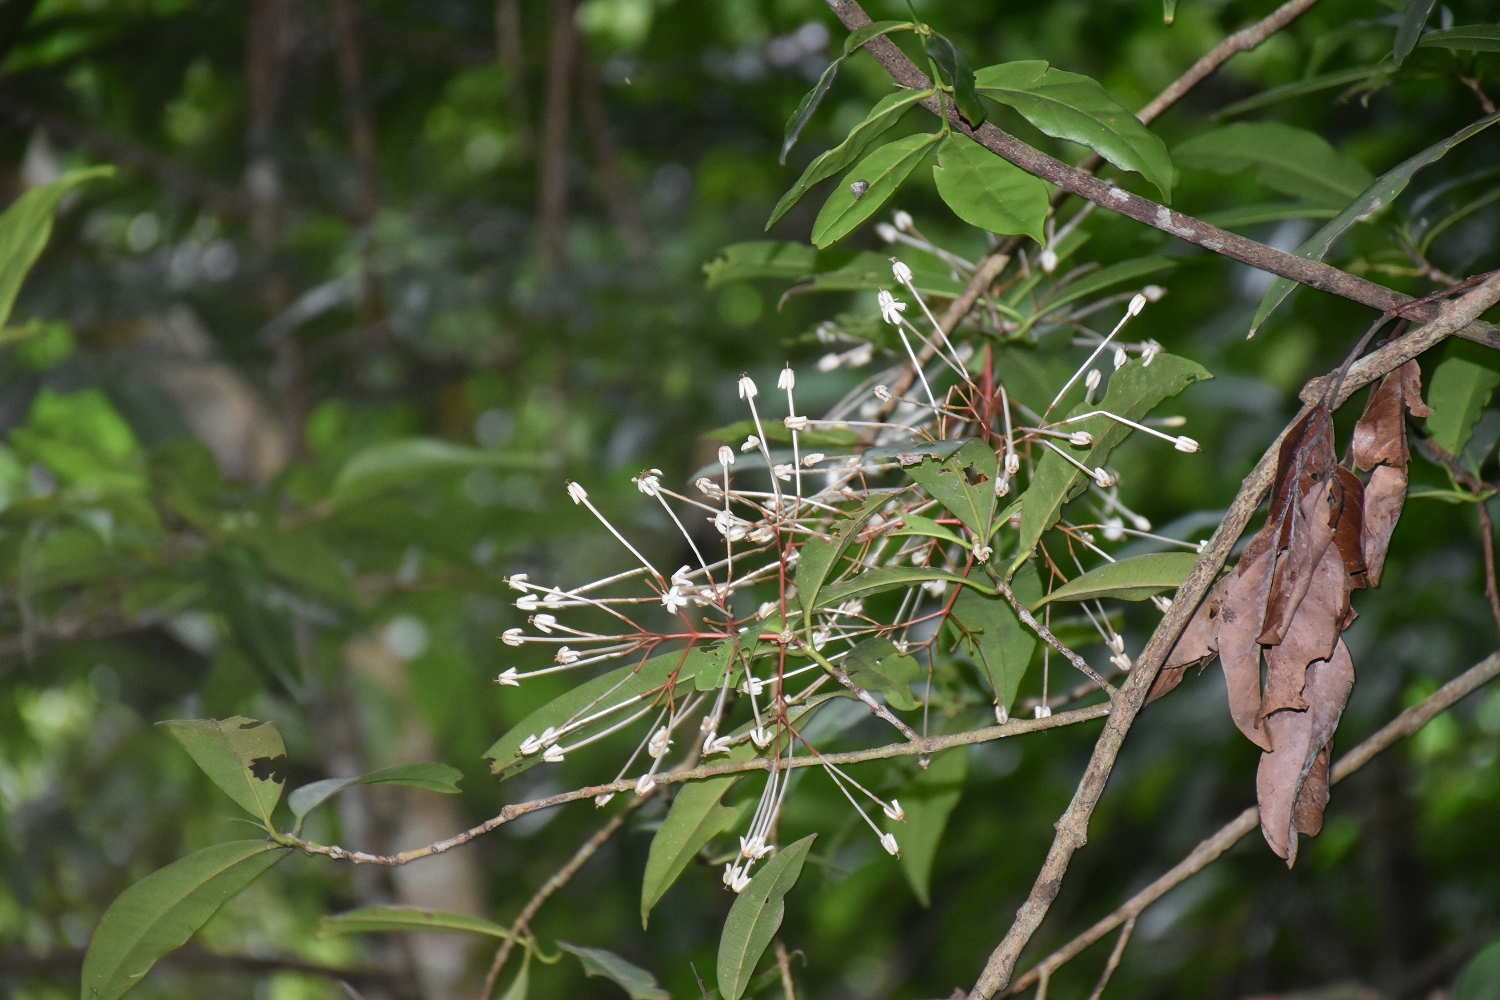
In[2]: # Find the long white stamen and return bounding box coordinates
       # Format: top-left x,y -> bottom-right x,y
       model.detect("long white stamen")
1046,294 -> 1147,417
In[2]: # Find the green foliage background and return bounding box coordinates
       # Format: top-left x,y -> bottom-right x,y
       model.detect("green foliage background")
0,0 -> 1498,998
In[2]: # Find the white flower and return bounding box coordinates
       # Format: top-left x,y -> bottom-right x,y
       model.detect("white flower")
555,646 -> 580,665
1035,704 -> 1053,719
750,726 -> 773,748
713,509 -> 748,542
1105,634 -> 1125,655
893,209 -> 914,232
922,579 -> 947,598
845,343 -> 873,368
1114,347 -> 1130,370
1093,467 -> 1115,488
704,733 -> 733,755
875,222 -> 899,243
648,726 -> 673,759
740,834 -> 771,860
662,587 -> 689,613
742,675 -> 764,697
532,613 -> 557,633
1085,368 -> 1102,393
725,861 -> 752,893
506,573 -> 529,590
1143,284 -> 1166,302
542,743 -> 565,763
1069,431 -> 1092,447
877,289 -> 907,325
880,832 -> 900,857
496,667 -> 520,686
811,629 -> 829,651
1141,340 -> 1163,366
1151,595 -> 1173,613
1174,436 -> 1199,453
757,601 -> 777,619
778,366 -> 796,390
891,259 -> 914,284
972,543 -> 992,563
672,565 -> 693,587
817,352 -> 841,372
1128,292 -> 1147,316
519,734 -> 543,755
635,773 -> 656,796
718,445 -> 735,468
594,792 -> 615,807
741,435 -> 760,452
635,471 -> 661,496
1102,517 -> 1125,542
1039,248 -> 1058,273
516,593 -> 539,611
773,463 -> 794,482
748,526 -> 774,543
874,385 -> 891,401
695,477 -> 722,499
995,703 -> 1009,725
801,452 -> 825,467
1006,452 -> 1020,477
502,628 -> 525,646
1196,539 -> 1209,554
1110,653 -> 1133,672
738,374 -> 758,399
883,799 -> 905,822
566,481 -> 588,504
784,415 -> 809,431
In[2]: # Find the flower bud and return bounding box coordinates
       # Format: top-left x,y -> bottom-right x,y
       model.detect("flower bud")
1114,347 -> 1130,370
875,222 -> 899,243
1174,436 -> 1199,453
1069,431 -> 1092,447
891,259 -> 914,284
532,613 -> 556,633
1128,292 -> 1147,316
502,628 -> 524,647
1085,369 -> 1102,393
778,366 -> 796,390
1006,452 -> 1020,477
738,374 -> 758,399
893,209 -> 914,232
718,445 -> 735,468
880,832 -> 900,856
566,481 -> 588,504
496,667 -> 520,686
742,435 -> 760,452
1039,248 -> 1058,273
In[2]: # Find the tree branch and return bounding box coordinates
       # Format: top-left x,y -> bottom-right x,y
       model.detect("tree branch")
1003,648 -> 1500,997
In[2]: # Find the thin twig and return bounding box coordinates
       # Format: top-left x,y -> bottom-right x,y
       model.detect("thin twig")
775,940 -> 798,1000
998,579 -> 1114,696
1085,915 -> 1134,1000
1005,649 -> 1500,996
1413,435 -> 1500,637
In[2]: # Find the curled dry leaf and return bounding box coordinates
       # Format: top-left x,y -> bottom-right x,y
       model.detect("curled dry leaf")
1362,464 -> 1407,586
1351,360 -> 1428,585
1149,575 -> 1228,703
1218,547 -> 1275,751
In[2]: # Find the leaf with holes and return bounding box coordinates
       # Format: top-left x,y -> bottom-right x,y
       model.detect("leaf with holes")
811,132 -> 944,248
904,438 -> 1000,542
81,840 -> 289,1000
932,133 -> 1048,241
717,834 -> 816,1000
1033,551 -> 1199,607
558,942 -> 671,1000
1174,123 -> 1373,208
158,717 -> 288,826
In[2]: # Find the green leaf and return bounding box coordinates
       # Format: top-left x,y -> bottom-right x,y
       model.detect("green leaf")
317,906 -> 512,938
797,492 -> 901,627
1250,110 -> 1500,335
781,56 -> 843,165
767,88 -> 933,229
1015,353 -> 1211,567
795,249 -> 965,298
843,19 -> 915,57
1200,203 -> 1341,229
288,762 -> 464,822
642,754 -> 752,927
1033,551 -> 1199,607
0,167 -> 112,331
891,510 -> 967,547
558,942 -> 671,1000
484,648 -> 722,777
887,747 -> 967,906
1162,0 -> 1178,23
158,716 -> 288,826
904,438 -> 1000,541
717,834 -> 816,1000
80,840 -> 289,1000
1033,256 -> 1176,321
845,638 -> 923,710
1394,0 -> 1438,64
974,61 -> 1174,201
811,131 -> 943,248
1426,339 -> 1500,457
330,437 -> 543,507
1454,937 -> 1500,1000
9,388 -> 146,494
705,418 -> 859,448
500,952 -> 531,1000
1212,65 -> 1391,121
1174,123 -> 1373,208
816,565 -> 992,608
703,241 -> 819,287
932,133 -> 1048,241
951,562 -> 1042,712
924,31 -> 986,127
1420,25 -> 1500,51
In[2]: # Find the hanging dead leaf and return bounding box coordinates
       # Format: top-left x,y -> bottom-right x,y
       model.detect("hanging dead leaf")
1259,543 -> 1345,721
1293,740 -> 1332,837
1259,477 -> 1338,647
1361,464 -> 1407,586
1149,575 -> 1228,703
1217,547 -> 1275,751
1330,466 -> 1367,591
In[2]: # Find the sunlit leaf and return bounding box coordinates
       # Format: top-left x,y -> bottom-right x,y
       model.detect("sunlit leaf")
159,716 -> 287,826
288,762 -> 464,821
317,906 -> 512,938
1174,123 -> 1373,207
811,132 -> 944,248
0,167 -> 112,331
933,133 -> 1048,241
81,840 -> 289,1000
717,834 -> 816,1000
1033,551 -> 1199,607
558,941 -> 672,999
886,747 -> 967,906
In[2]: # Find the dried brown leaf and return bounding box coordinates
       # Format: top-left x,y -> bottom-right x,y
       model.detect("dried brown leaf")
1260,545 -> 1345,721
1352,369 -> 1408,472
1256,638 -> 1355,866
1260,478 -> 1338,646
1293,740 -> 1332,838
1149,576 -> 1228,704
1218,547 -> 1275,751
1399,358 -> 1433,418
1362,463 -> 1407,587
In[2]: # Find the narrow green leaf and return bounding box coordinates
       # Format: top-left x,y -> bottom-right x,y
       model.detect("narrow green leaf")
1426,339 -> 1500,457
1454,937 -> 1500,1000
1394,0 -> 1439,63
705,418 -> 859,448
811,132 -> 943,248
767,88 -> 933,229
331,438 -> 544,507
0,167 -> 112,331
797,492 -> 902,627
1174,123 -> 1373,207
559,942 -> 671,1000
703,241 -> 818,287
1014,354 -> 1211,567
924,31 -> 986,127
642,758 -> 751,927
887,748 -> 967,906
781,56 -> 843,165
795,248 -> 965,298
891,510 -> 967,547
1032,551 -> 1199,607
1212,65 -> 1390,121
1200,203 -> 1341,229
80,840 -> 289,1000
717,834 -> 816,1000
951,562 -> 1042,712
1033,256 -> 1176,320
1162,0 -> 1178,23
318,906 -> 512,938
500,952 -> 531,1000
843,19 -> 914,57
1420,25 -> 1500,51
845,638 -> 923,710
905,437 -> 1001,541
974,61 -> 1175,201
159,717 -> 287,826
932,133 -> 1048,241
1250,110 -> 1500,335
816,565 -> 993,608
288,762 -> 464,821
